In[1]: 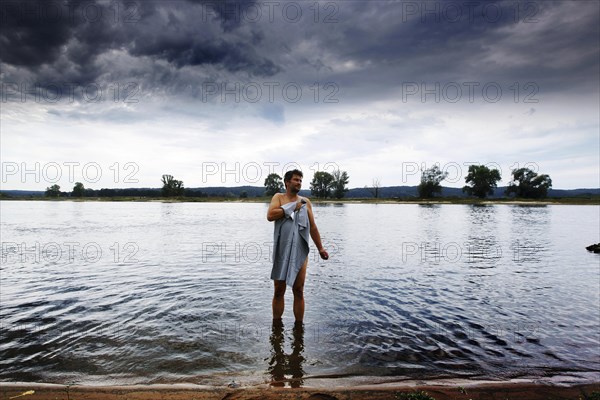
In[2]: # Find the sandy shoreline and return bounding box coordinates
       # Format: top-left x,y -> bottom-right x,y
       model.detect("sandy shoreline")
1,380 -> 599,400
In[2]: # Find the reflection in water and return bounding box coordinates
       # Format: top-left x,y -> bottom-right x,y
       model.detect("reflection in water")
268,320 -> 305,387
465,205 -> 502,267
418,204 -> 442,239
509,206 -> 551,265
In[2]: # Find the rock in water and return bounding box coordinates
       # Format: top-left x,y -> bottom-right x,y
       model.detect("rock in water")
227,380 -> 240,388
585,243 -> 600,253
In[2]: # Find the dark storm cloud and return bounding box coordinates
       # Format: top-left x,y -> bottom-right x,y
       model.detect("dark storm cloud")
0,0 -> 597,99
184,0 -> 259,31
291,0 -> 599,93
0,0 -> 279,92
125,0 -> 279,76
0,0 -> 74,67
164,41 -> 275,75
128,28 -> 279,75
1,0 -> 136,89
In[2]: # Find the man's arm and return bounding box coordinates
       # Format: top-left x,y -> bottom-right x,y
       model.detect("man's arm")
306,199 -> 329,260
267,194 -> 284,221
267,194 -> 304,221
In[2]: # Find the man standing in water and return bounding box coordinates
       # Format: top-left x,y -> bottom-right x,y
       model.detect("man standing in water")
267,169 -> 329,322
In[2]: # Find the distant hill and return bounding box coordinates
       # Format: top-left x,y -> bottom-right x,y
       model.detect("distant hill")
0,190 -> 44,197
2,186 -> 599,199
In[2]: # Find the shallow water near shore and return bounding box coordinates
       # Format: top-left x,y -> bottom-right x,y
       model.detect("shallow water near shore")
1,201 -> 599,386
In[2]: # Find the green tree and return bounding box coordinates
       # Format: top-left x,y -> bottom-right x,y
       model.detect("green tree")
505,168 -> 552,199
264,173 -> 284,196
462,165 -> 501,199
72,182 -> 85,198
45,184 -> 61,198
332,170 -> 350,199
239,190 -> 248,199
417,165 -> 448,198
310,171 -> 334,198
161,174 -> 184,197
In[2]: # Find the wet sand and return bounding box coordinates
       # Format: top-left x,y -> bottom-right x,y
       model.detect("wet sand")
2,381 -> 599,400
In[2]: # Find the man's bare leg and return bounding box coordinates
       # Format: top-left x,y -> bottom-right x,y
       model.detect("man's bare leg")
272,280 -> 286,320
292,258 -> 308,323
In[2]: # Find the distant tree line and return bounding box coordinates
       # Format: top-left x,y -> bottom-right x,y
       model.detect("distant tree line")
44,176 -> 193,198
44,184 -> 185,198
416,165 -> 552,199
311,170 -> 350,199
43,175 -> 262,199
264,170 -> 350,199
42,167 -> 553,200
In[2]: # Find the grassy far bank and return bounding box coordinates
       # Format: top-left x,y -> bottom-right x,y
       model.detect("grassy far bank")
1,194 -> 599,205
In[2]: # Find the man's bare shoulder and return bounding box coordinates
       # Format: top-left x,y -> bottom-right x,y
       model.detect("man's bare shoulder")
273,192 -> 292,206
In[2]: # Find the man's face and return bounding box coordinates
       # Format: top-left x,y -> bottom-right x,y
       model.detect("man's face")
288,174 -> 302,193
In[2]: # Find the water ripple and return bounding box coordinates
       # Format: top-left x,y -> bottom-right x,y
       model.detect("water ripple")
1,201 -> 598,384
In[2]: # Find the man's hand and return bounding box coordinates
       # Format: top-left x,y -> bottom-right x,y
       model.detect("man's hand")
319,248 -> 329,260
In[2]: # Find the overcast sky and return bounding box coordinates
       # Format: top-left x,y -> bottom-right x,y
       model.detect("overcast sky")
1,0 -> 599,191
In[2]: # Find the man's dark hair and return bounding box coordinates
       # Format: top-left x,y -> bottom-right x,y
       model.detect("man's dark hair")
284,169 -> 303,188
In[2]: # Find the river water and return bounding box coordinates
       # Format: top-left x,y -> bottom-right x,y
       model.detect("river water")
1,200 -> 598,386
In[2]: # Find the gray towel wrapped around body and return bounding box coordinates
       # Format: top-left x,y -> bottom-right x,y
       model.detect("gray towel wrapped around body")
271,200 -> 310,287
